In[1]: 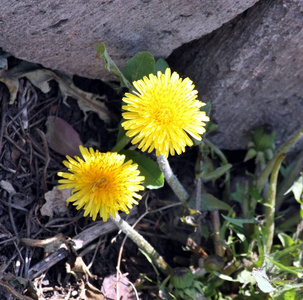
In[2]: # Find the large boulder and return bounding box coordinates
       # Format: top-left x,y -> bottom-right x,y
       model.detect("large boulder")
0,0 -> 258,79
168,0 -> 303,151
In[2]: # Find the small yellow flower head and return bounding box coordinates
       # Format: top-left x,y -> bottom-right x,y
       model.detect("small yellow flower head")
57,146 -> 145,221
122,68 -> 209,158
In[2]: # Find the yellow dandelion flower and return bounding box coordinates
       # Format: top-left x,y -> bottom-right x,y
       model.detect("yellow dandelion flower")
57,145 -> 145,221
122,68 -> 209,158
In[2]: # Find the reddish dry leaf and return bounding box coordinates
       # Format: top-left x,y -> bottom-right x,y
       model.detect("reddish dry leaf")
45,116 -> 83,157
101,274 -> 137,300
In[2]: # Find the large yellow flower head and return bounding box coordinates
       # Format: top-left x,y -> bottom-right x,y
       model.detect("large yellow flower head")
57,146 -> 145,221
122,68 -> 209,158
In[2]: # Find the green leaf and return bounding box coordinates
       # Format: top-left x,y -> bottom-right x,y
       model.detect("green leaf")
213,271 -> 239,282
273,289 -> 296,300
123,51 -> 155,83
244,148 -> 257,162
111,122 -> 130,153
155,58 -> 169,74
237,269 -> 256,285
277,233 -> 295,248
184,287 -> 196,299
280,160 -> 296,178
221,215 -> 256,228
251,268 -> 275,293
286,175 -> 303,202
266,256 -> 303,276
120,150 -> 164,189
200,193 -> 233,212
96,43 -> 132,89
196,164 -> 232,181
231,182 -> 247,204
248,183 -> 263,202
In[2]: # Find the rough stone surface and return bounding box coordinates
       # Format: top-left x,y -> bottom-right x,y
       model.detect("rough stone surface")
0,0 -> 258,79
168,0 -> 303,151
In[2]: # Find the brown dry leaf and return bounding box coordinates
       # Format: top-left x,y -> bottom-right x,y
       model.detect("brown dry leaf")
41,186 -> 70,218
0,60 -> 111,122
66,256 -> 94,279
101,274 -> 137,300
45,116 -> 83,157
20,233 -> 67,253
85,282 -> 105,300
0,180 -> 16,195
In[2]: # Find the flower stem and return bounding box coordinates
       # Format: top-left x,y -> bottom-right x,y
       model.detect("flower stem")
110,214 -> 173,275
257,127 -> 303,193
210,210 -> 225,257
157,155 -> 189,203
264,154 -> 285,255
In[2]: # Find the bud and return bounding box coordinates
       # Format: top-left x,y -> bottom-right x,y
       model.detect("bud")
170,267 -> 195,290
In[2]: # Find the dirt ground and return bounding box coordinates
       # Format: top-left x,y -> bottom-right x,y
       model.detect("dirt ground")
0,65 -> 205,299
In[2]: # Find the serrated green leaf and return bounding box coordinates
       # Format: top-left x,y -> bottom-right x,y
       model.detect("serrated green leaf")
123,51 -> 155,83
221,215 -> 256,228
200,193 -> 233,212
155,58 -> 169,74
231,182 -> 247,204
120,150 -> 164,189
96,43 -> 132,89
248,183 -> 263,202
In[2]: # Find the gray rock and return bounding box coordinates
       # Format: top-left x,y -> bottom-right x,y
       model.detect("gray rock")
0,0 -> 258,79
168,0 -> 303,151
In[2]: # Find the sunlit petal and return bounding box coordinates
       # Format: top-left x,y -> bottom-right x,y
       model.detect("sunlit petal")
122,68 -> 209,157
57,146 -> 145,221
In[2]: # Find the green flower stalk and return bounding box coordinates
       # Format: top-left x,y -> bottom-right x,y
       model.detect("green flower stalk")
264,154 -> 285,254
257,127 -> 303,193
111,214 -> 173,275
157,154 -> 189,203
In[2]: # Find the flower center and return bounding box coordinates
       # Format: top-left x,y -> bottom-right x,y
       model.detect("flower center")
154,107 -> 173,125
91,177 -> 108,191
